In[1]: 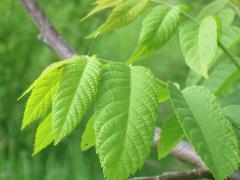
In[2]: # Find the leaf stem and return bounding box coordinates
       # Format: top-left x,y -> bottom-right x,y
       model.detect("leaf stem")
151,0 -> 240,71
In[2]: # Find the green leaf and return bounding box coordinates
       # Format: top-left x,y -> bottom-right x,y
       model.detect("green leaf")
128,5 -> 186,63
156,80 -> 169,103
18,60 -> 68,100
81,0 -> 123,21
158,117 -> 184,159
33,113 -> 53,155
197,0 -> 228,19
224,105 -> 240,128
52,56 -> 101,144
185,70 -> 201,87
220,26 -> 240,48
218,8 -> 236,28
81,114 -> 96,151
203,61 -> 238,94
168,83 -> 239,180
87,0 -> 149,38
179,17 -> 218,78
22,61 -> 65,129
95,63 -> 159,180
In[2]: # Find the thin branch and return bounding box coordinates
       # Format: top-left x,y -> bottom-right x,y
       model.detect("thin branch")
153,128 -> 205,168
130,168 -> 213,180
20,0 -> 77,59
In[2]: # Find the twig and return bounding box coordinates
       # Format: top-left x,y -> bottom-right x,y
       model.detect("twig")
130,168 -> 213,180
20,0 -> 77,59
153,128 -> 205,168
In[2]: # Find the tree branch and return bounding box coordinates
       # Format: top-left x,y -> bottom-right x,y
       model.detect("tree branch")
153,128 -> 205,168
130,168 -> 213,180
20,0 -> 77,59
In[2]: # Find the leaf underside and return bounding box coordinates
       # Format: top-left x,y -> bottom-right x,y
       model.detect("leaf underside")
224,105 -> 240,128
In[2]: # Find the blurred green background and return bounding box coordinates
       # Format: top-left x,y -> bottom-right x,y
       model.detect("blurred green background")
0,0 -> 233,179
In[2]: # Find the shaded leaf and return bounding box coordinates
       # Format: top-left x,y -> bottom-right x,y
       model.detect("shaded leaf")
197,0 -> 227,19
224,105 -> 240,128
156,79 -> 169,103
203,61 -> 238,94
169,83 -> 239,180
158,117 -> 184,159
81,114 -> 96,151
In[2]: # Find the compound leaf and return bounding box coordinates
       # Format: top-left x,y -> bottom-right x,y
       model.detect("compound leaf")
169,83 -> 239,180
52,56 -> 101,144
129,5 -> 186,63
179,17 -> 218,78
95,63 -> 159,180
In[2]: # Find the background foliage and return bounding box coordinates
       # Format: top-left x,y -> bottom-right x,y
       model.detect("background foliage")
1,0 -> 240,179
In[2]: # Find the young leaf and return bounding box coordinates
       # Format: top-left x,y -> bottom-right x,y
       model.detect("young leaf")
197,0 -> 227,20
224,105 -> 240,128
87,0 -> 149,38
179,17 -> 218,78
22,62 -> 64,129
52,56 -> 101,144
158,117 -> 184,159
128,5 -> 186,63
33,113 -> 53,155
18,60 -> 68,100
95,63 -> 159,180
81,114 -> 96,151
168,83 -> 239,180
81,0 -> 123,21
